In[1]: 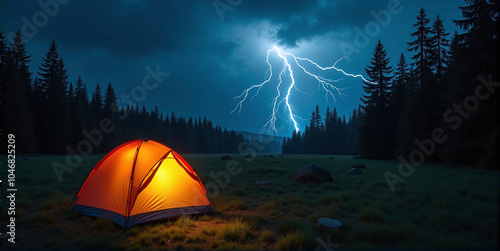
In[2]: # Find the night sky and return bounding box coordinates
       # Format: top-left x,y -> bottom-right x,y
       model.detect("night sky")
3,0 -> 463,137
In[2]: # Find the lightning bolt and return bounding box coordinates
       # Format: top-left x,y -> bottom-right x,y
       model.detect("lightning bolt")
231,46 -> 376,135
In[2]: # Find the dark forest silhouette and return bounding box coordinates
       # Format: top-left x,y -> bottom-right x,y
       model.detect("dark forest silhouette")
1,35 -> 246,154
282,1 -> 499,169
282,106 -> 361,155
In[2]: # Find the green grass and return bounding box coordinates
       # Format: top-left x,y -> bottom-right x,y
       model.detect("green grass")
175,214 -> 195,229
218,198 -> 249,211
275,230 -> 317,250
259,229 -> 275,243
216,218 -> 252,243
277,218 -> 306,234
4,153 -> 498,250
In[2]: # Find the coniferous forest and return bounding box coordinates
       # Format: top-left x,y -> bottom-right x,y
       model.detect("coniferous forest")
282,2 -> 499,169
1,35 -> 245,154
281,105 -> 361,155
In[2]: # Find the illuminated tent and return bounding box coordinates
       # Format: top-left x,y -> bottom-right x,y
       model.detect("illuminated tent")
73,139 -> 215,228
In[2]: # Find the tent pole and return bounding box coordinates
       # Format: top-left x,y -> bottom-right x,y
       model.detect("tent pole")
65,167 -> 96,215
207,195 -> 219,214
65,194 -> 79,215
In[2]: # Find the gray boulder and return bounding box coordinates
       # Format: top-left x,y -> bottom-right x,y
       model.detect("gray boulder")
348,168 -> 363,175
290,164 -> 333,183
316,217 -> 343,231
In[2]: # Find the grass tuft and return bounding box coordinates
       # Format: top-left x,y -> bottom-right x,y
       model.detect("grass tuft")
275,230 -> 317,250
217,217 -> 252,243
175,214 -> 195,229
259,229 -> 275,243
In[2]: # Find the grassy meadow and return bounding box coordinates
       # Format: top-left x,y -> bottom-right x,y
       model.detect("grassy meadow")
2,154 -> 498,250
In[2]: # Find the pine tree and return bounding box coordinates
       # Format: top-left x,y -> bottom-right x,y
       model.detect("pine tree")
358,40 -> 394,158
91,84 -> 103,118
407,9 -> 445,162
314,105 -> 322,129
309,110 -> 316,130
395,53 -> 409,86
89,84 -> 104,152
10,30 -> 32,92
102,83 -> 119,151
67,82 -> 75,103
440,0 -> 500,168
0,31 -> 7,65
103,83 -> 118,117
346,109 -> 359,154
0,31 -> 5,130
407,7 -> 433,87
37,41 -> 72,153
395,69 -> 421,158
454,0 -> 500,49
442,31 -> 467,91
38,41 -> 60,98
324,107 -> 331,125
430,15 -> 450,85
75,76 -> 89,104
69,76 -> 90,149
2,31 -> 37,153
361,40 -> 393,109
387,55 -> 409,156
391,54 -> 409,120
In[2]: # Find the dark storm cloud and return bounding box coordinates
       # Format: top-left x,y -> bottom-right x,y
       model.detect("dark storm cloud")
4,1 -> 391,56
3,1 -> 210,57
233,0 -> 390,47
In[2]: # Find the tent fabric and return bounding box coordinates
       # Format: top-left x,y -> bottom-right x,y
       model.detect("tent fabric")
74,139 -> 214,228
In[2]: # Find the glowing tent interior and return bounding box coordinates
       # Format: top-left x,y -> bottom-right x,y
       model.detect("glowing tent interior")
72,139 -> 215,228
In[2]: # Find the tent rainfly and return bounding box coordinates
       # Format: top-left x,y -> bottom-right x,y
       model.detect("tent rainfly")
73,139 -> 215,228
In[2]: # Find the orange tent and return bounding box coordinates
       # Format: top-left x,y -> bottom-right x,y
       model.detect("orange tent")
73,139 -> 215,227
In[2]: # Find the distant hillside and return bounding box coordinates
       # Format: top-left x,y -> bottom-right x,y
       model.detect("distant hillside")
236,131 -> 284,143
236,131 -> 284,153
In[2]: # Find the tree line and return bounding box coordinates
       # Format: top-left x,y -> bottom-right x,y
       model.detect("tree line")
358,1 -> 497,168
1,33 -> 245,154
282,106 -> 361,155
282,1 -> 498,169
